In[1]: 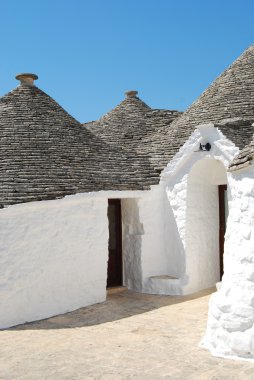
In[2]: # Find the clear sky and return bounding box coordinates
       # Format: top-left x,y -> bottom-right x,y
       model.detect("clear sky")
0,0 -> 253,122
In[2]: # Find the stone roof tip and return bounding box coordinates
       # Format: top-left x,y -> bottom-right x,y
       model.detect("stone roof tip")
15,73 -> 38,86
125,90 -> 138,98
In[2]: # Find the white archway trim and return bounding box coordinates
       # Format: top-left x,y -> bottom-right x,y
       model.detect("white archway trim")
160,124 -> 237,294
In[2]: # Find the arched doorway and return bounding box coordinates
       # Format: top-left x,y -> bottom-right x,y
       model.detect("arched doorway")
185,158 -> 227,292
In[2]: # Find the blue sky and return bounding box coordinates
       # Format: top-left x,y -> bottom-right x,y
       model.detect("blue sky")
0,0 -> 253,122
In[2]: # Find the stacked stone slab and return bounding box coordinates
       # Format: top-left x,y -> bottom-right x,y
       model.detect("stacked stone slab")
229,133 -> 254,171
0,79 -> 163,207
2,45 -> 254,208
88,46 -> 254,174
164,45 -> 254,152
85,91 -> 181,172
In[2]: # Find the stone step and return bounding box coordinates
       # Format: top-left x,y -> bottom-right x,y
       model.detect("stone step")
144,275 -> 182,295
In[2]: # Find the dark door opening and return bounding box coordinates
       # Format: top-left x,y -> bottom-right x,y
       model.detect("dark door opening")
218,185 -> 228,279
107,199 -> 122,287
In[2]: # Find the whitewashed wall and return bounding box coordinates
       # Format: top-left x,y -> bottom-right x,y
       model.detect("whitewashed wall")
119,187 -> 182,295
159,124 -> 239,294
0,194 -> 108,329
185,158 -> 226,293
139,187 -> 171,279
121,189 -> 174,294
121,125 -> 240,296
201,165 -> 254,361
0,124 -> 245,328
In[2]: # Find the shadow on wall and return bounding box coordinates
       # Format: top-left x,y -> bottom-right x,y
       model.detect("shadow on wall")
6,287 -> 215,331
121,198 -> 143,291
163,190 -> 186,281
185,158 -> 227,292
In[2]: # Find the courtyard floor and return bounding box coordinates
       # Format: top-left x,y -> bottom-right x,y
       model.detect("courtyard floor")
1,288 -> 254,380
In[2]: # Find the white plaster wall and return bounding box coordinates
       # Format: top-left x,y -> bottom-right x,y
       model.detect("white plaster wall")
162,188 -> 186,279
0,195 -> 108,329
139,187 -> 170,280
185,158 -> 226,293
121,188 -> 181,294
160,124 -> 239,294
121,189 -> 172,293
202,166 -> 254,361
0,122 -> 244,329
121,198 -> 143,291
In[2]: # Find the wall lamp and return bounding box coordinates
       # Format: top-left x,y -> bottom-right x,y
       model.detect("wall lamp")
199,142 -> 211,151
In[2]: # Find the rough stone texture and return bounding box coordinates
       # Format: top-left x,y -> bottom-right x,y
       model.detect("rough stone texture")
164,45 -> 254,157
85,92 -> 180,152
1,288 -> 254,380
202,166 -> 254,361
85,93 -> 182,172
87,45 -> 254,179
1,45 -> 254,208
230,133 -> 254,171
116,125 -> 240,298
0,84 -> 159,207
161,125 -> 238,295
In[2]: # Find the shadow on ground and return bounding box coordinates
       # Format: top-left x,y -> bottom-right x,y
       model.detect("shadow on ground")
7,287 -> 215,331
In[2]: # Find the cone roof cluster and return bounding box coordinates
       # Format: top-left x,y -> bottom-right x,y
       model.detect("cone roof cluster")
1,45 -> 254,206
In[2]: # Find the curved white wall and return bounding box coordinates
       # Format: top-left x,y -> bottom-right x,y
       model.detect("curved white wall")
161,124 -> 238,294
185,158 -> 227,293
202,166 -> 254,361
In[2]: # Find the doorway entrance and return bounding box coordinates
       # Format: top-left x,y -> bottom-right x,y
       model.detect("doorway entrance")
107,199 -> 122,287
186,158 -> 227,292
218,185 -> 228,279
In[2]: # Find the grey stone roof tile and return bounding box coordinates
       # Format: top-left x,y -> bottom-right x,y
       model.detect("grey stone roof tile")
0,83 -> 158,207
2,43 -> 254,207
229,134 -> 254,171
86,93 -> 182,171
163,45 -> 254,157
87,45 -> 254,177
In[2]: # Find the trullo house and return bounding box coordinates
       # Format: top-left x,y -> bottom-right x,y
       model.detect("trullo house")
0,46 -> 253,362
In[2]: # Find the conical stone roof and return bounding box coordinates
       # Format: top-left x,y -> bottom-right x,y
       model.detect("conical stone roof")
87,46 -> 254,174
0,78 -> 159,207
2,43 -> 254,208
86,91 -> 181,170
229,133 -> 254,171
159,45 -> 254,162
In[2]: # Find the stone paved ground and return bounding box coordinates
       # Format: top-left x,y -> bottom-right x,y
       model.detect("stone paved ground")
1,288 -> 254,380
